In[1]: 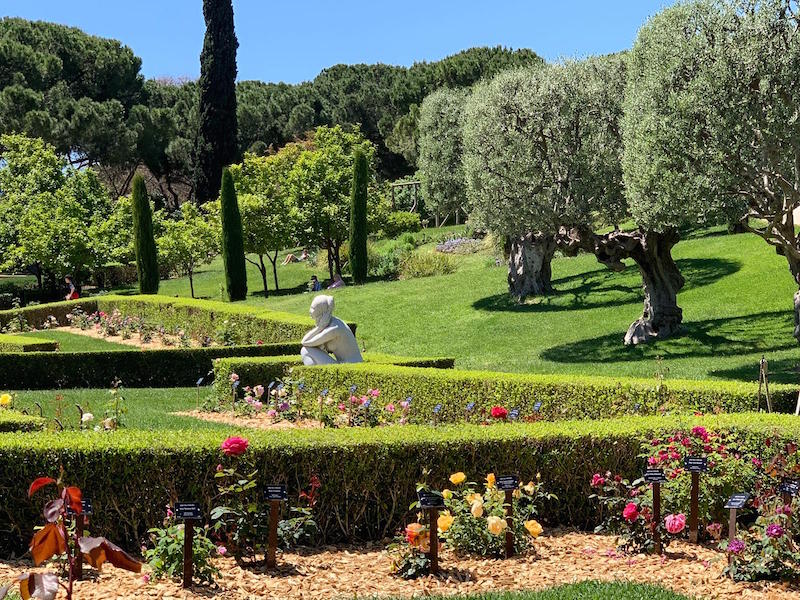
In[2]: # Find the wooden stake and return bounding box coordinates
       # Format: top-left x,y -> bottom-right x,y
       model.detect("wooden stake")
74,513 -> 85,581
727,508 -> 737,567
182,519 -> 194,589
653,482 -> 662,555
427,507 -> 439,575
689,473 -> 700,543
267,500 -> 280,568
504,489 -> 514,559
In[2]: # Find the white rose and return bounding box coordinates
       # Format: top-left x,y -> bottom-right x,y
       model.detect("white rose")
81,412 -> 94,423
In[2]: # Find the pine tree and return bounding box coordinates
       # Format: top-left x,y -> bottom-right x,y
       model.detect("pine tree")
349,149 -> 369,284
194,0 -> 239,204
131,175 -> 159,294
220,168 -> 248,301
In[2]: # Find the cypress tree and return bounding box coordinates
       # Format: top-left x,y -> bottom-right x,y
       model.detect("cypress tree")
194,0 -> 239,204
220,168 -> 248,301
131,174 -> 159,294
349,149 -> 369,284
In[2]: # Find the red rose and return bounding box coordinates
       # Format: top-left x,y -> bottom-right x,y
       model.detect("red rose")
622,502 -> 639,522
591,473 -> 605,487
220,436 -> 249,456
490,406 -> 508,419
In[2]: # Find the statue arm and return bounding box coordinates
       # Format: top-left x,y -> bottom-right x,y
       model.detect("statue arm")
301,325 -> 339,347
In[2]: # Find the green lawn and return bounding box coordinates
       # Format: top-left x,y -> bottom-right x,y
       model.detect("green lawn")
13,330 -> 133,352
109,227 -> 800,382
381,582 -> 693,599
10,387 -> 228,431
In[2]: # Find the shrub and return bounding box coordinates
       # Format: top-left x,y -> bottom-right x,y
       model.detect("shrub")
349,149 -> 369,284
0,334 -> 57,352
131,174 -> 159,295
0,299 -> 98,331
0,343 -> 302,390
399,251 -> 458,279
383,211 -> 421,238
0,409 -> 44,432
222,362 -> 798,424
0,413 -> 798,557
220,168 -> 248,301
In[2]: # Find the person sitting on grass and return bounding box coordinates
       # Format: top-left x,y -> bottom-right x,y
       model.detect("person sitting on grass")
309,275 -> 322,292
327,273 -> 345,289
282,248 -> 309,265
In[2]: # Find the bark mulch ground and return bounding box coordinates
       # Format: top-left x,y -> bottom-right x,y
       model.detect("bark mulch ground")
1,531 -> 798,599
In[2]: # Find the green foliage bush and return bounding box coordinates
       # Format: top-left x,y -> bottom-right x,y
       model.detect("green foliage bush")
0,343 -> 301,390
220,168 -> 248,301
0,299 -> 99,330
0,334 -> 57,352
0,409 -> 45,432
383,211 -> 421,238
399,251 -> 458,279
211,362 -> 798,423
0,413 -> 797,557
131,175 -> 160,295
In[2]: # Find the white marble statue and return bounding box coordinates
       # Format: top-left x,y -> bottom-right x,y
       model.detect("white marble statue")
300,295 -> 363,366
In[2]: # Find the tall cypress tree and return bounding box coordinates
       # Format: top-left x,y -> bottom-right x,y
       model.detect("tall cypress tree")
131,174 -> 159,294
349,149 -> 369,284
220,168 -> 248,301
194,0 -> 239,204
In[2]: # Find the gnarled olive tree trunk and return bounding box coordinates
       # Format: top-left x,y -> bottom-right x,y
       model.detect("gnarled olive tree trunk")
505,232 -> 556,301
557,226 -> 684,345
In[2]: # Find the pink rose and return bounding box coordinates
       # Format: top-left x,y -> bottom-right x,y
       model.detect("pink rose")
385,403 -> 395,413
217,545 -> 227,556
369,389 -> 380,397
622,502 -> 639,522
220,436 -> 249,456
664,513 -> 686,534
254,385 -> 265,398
229,373 -> 239,383
591,473 -> 605,487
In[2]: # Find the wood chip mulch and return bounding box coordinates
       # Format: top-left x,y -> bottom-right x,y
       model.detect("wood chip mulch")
2,531 -> 799,599
173,410 -> 323,430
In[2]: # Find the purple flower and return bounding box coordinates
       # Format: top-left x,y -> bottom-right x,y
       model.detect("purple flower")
728,539 -> 745,554
278,401 -> 290,412
766,524 -> 784,538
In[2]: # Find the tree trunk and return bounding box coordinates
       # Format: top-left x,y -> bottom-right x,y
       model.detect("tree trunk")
258,255 -> 269,299
505,232 -> 556,301
622,230 -> 684,345
189,272 -> 195,299
326,245 -> 334,281
333,244 -> 342,277
271,250 -> 279,291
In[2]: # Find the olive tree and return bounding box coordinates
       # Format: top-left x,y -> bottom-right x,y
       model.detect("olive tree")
418,88 -> 470,222
463,59 -> 627,301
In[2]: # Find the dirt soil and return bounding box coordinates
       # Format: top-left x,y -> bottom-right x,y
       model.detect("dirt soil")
174,410 -> 323,430
1,531 -> 798,599
59,326 -> 203,350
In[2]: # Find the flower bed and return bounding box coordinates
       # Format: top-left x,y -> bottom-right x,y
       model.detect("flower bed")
212,361 -> 798,424
0,413 -> 797,558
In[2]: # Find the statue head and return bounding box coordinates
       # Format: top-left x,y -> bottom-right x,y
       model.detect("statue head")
309,295 -> 334,328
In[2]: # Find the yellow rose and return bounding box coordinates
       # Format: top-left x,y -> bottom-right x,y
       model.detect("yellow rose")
442,489 -> 453,500
0,394 -> 10,406
524,481 -> 535,495
524,519 -> 543,538
487,516 -> 507,536
437,511 -> 454,533
466,492 -> 482,505
470,500 -> 484,518
449,472 -> 466,485
485,473 -> 496,488
512,489 -> 521,499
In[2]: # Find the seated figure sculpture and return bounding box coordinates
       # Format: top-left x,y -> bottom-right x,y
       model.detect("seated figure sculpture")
300,295 -> 363,366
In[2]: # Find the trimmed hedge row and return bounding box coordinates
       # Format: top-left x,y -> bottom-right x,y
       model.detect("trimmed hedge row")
0,413 -> 796,556
212,361 -> 797,422
3,344 -> 301,389
0,409 -> 44,432
0,334 -> 57,353
0,299 -> 98,330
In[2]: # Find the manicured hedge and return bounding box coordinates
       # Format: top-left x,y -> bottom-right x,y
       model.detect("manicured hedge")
0,409 -> 44,432
213,353 -> 456,398
0,299 -> 98,330
0,334 -> 57,353
212,361 -> 797,422
0,413 -> 795,556
2,343 -> 301,389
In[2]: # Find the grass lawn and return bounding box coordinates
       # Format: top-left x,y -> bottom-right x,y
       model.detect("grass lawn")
108,227 -> 800,382
10,387 -> 228,431
12,330 -> 133,352
381,582 -> 693,599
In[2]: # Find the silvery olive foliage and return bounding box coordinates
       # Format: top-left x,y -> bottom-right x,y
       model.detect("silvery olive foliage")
462,56 -> 628,238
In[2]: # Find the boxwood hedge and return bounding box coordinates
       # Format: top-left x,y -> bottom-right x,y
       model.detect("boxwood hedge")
1,343 -> 302,389
0,333 -> 57,353
0,413 -> 795,556
0,409 -> 44,432
212,361 -> 797,422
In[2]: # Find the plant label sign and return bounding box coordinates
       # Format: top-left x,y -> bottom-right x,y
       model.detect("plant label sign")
533,401 -> 542,413
174,502 -> 201,520
779,479 -> 800,496
265,485 -> 288,502
433,404 -> 442,414
509,408 -> 520,420
684,456 -> 708,473
417,490 -> 445,509
496,476 -> 519,491
66,499 -> 93,516
196,377 -> 204,387
465,402 -> 476,412
724,493 -> 750,510
644,468 -> 668,483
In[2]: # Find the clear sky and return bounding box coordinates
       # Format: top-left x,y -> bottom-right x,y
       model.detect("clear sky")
2,1 -> 674,84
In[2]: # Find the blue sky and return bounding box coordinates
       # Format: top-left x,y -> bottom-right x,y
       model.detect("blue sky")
3,1 -> 674,84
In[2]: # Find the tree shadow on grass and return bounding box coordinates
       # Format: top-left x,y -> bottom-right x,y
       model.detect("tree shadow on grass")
711,357 -> 800,384
473,258 -> 741,314
540,310 -> 796,365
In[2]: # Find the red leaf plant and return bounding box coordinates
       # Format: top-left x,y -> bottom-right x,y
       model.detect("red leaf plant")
0,472 -> 142,600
